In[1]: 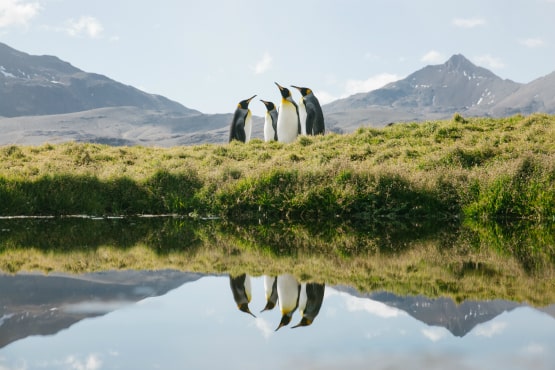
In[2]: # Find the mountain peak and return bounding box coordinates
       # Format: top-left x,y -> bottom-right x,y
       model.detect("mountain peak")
444,54 -> 477,71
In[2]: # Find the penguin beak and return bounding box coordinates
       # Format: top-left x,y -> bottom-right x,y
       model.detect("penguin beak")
246,94 -> 257,103
291,85 -> 301,91
274,82 -> 284,90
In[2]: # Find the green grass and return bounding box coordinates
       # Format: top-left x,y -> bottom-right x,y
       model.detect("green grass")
1,113 -> 553,222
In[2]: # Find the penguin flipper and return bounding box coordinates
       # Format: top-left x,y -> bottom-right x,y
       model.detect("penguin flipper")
306,97 -> 325,135
305,106 -> 316,136
234,117 -> 246,143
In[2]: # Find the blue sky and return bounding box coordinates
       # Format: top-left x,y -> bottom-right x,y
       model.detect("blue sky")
1,0 -> 554,117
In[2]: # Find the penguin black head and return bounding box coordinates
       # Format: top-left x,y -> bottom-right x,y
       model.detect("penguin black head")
260,99 -> 275,111
275,314 -> 293,331
238,94 -> 257,109
274,82 -> 292,99
292,317 -> 313,328
238,303 -> 256,318
291,85 -> 312,97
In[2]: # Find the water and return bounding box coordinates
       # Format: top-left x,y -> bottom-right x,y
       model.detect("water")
0,217 -> 554,369
0,271 -> 554,370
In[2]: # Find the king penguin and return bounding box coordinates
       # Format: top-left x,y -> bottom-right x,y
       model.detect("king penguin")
229,273 -> 256,317
274,82 -> 300,143
275,273 -> 301,331
292,282 -> 325,328
261,275 -> 279,312
291,85 -> 325,135
228,94 -> 256,143
260,100 -> 278,142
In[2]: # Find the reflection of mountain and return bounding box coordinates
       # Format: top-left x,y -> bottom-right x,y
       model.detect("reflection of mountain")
336,287 -> 548,337
0,270 -> 202,348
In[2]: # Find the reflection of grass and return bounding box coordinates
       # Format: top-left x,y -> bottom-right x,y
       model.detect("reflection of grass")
1,218 -> 553,306
1,114 -> 554,221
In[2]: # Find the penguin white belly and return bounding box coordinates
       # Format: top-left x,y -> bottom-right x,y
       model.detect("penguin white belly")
264,112 -> 275,142
244,111 -> 252,143
277,102 -> 298,144
298,100 -> 307,135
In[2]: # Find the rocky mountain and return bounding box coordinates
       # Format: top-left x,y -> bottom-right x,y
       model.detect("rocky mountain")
0,42 -> 194,117
490,70 -> 555,116
0,270 -> 203,348
324,54 -> 523,129
336,287 -> 555,338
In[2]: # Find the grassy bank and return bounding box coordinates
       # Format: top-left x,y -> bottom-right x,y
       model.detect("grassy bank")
0,113 -> 554,221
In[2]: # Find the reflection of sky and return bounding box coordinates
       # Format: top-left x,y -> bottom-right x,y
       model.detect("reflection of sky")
1,276 -> 554,370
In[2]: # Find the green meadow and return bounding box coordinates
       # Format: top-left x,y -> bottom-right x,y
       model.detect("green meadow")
1,113 -> 554,221
1,113 -> 554,304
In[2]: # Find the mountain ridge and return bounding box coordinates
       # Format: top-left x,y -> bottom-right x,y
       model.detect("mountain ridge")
1,42 -> 555,146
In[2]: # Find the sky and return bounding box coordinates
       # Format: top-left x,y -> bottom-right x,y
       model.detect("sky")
1,0 -> 554,117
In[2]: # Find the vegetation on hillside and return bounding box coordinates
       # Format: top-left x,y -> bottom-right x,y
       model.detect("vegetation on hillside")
0,113 -> 554,221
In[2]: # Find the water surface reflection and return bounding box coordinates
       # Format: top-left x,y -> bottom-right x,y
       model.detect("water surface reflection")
1,271 -> 554,370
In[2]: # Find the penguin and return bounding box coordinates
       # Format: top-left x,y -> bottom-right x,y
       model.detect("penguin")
292,282 -> 325,328
274,82 -> 300,143
261,275 -> 278,312
260,100 -> 278,142
291,85 -> 325,135
228,94 -> 256,143
229,273 -> 256,317
275,273 -> 300,331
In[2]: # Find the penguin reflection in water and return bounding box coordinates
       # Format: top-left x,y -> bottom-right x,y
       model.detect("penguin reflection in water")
291,85 -> 325,136
228,95 -> 257,143
229,273 -> 256,317
293,282 -> 325,328
275,273 -> 301,331
261,275 -> 279,312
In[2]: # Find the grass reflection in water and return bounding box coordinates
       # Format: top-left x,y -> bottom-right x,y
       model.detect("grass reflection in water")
0,216 -> 553,306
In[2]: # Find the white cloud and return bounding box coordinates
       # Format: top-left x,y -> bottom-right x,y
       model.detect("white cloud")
473,321 -> 507,338
452,17 -> 486,28
0,0 -> 40,28
66,16 -> 104,39
518,37 -> 545,48
473,54 -> 505,69
344,73 -> 400,96
421,50 -> 445,64
314,90 -> 337,105
253,52 -> 272,74
422,327 -> 448,342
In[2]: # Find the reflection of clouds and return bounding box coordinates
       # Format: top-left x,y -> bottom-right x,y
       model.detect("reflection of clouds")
252,317 -> 274,339
522,342 -> 545,355
62,301 -> 133,314
342,294 -> 406,318
421,327 -> 448,342
473,321 -> 507,338
65,354 -> 102,370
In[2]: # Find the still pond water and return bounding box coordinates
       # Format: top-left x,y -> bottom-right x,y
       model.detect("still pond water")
0,217 -> 554,369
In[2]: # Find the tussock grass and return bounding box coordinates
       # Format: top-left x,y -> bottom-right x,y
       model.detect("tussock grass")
1,113 -> 554,221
